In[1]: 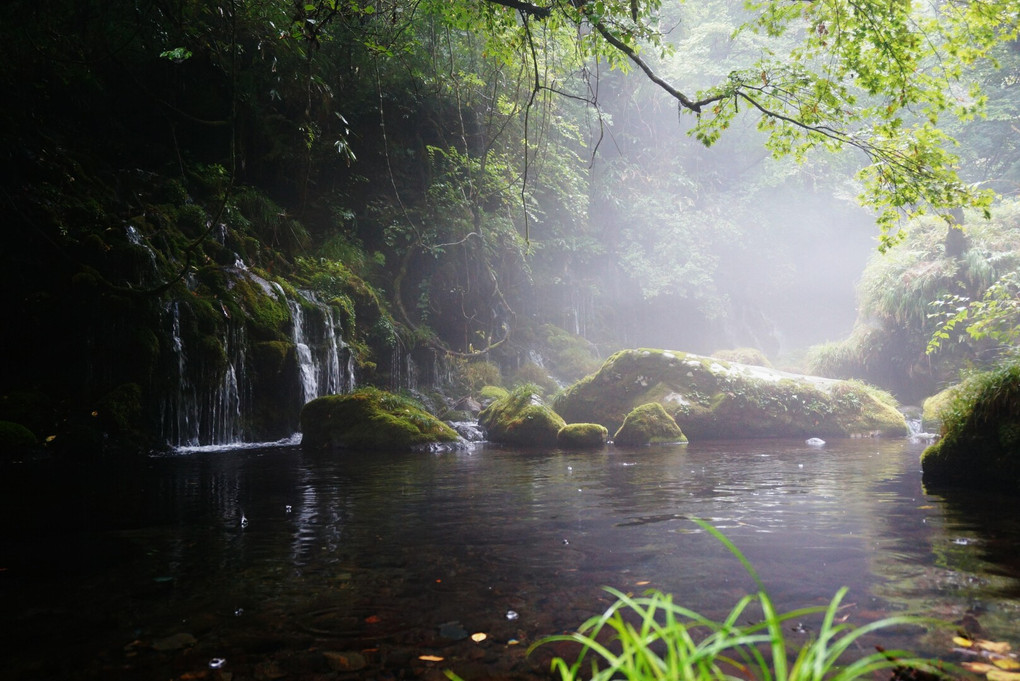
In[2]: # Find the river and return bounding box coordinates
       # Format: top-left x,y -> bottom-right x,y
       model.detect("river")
2,437 -> 1019,680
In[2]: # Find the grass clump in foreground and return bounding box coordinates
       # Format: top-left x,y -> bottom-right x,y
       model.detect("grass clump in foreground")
526,520 -> 947,681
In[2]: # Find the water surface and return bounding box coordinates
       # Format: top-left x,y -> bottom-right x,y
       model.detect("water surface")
2,438 -> 1018,680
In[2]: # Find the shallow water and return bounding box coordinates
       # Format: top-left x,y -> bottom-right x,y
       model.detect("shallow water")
1,438 -> 1019,680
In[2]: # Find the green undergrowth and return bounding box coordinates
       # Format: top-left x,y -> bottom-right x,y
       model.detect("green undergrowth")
517,520 -> 948,681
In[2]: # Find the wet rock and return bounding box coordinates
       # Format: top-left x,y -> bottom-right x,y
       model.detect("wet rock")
478,386 -> 565,447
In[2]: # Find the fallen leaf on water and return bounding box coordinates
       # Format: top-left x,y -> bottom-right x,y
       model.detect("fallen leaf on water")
954,636 -> 975,648
987,670 -> 1020,681
963,662 -> 997,674
636,581 -> 650,586
977,640 -> 1013,655
364,615 -> 381,624
470,633 -> 487,643
994,659 -> 1020,671
418,655 -> 443,662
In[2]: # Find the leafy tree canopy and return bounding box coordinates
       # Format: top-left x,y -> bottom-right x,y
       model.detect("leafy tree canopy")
451,0 -> 1018,248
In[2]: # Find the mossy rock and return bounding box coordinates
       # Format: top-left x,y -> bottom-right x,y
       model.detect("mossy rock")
613,403 -> 687,446
557,423 -> 608,449
712,347 -> 772,368
554,348 -> 908,440
921,364 -> 1020,490
300,387 -> 459,451
478,384 -> 566,447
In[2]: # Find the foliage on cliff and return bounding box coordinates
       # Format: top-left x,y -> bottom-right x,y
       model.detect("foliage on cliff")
807,201 -> 1020,403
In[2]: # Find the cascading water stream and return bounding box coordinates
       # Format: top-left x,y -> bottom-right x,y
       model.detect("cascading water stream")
160,272 -> 361,449
161,302 -> 251,448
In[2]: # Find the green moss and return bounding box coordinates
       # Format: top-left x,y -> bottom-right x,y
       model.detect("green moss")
921,363 -> 1020,490
0,420 -> 38,452
449,358 -> 503,395
555,348 -> 908,440
557,423 -> 608,449
539,323 -> 602,381
479,385 -> 509,402
300,387 -> 459,451
614,403 -> 687,446
712,347 -> 772,368
478,384 -> 566,447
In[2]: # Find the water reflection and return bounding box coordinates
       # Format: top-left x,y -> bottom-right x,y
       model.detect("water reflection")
1,438 -> 1019,680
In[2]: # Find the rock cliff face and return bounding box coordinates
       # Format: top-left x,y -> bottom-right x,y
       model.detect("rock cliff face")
553,349 -> 909,440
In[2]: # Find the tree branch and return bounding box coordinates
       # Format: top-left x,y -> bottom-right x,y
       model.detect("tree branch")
485,0 -> 552,20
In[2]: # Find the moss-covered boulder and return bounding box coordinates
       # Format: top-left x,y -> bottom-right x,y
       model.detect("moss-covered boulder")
300,387 -> 460,451
613,403 -> 688,446
921,364 -> 1020,489
554,348 -> 909,440
557,423 -> 608,449
478,384 -> 566,447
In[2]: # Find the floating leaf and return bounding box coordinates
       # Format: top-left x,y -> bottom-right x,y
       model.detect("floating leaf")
963,662 -> 997,673
955,636 -> 975,647
994,659 -> 1020,671
470,632 -> 487,642
418,654 -> 443,662
987,670 -> 1020,681
977,640 -> 1014,655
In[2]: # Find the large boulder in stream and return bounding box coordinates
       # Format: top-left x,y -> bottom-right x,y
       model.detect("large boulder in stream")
300,387 -> 460,451
478,384 -> 566,447
553,348 -> 909,440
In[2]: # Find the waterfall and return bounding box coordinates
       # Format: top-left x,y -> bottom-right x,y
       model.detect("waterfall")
284,294 -> 319,404
906,414 -> 938,442
160,275 -> 356,449
282,289 -> 355,404
160,302 -> 250,448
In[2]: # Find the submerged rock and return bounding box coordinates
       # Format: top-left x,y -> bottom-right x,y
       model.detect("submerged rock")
613,403 -> 688,446
478,385 -> 565,447
554,348 -> 909,440
300,387 -> 460,451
